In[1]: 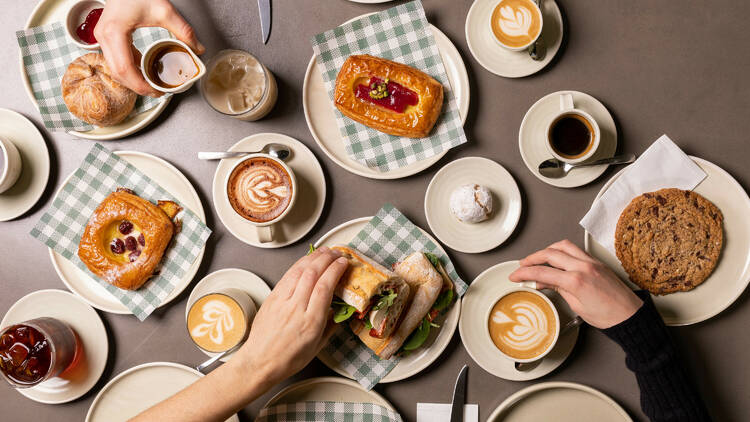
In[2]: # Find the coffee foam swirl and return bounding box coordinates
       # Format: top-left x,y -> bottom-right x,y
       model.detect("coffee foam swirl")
228,158 -> 292,222
497,5 -> 534,38
491,301 -> 550,351
190,299 -> 235,346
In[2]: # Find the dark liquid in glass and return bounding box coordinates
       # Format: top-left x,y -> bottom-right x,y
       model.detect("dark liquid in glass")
550,114 -> 594,158
0,325 -> 52,385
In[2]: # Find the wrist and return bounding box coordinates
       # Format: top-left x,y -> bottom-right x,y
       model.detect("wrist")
223,352 -> 277,402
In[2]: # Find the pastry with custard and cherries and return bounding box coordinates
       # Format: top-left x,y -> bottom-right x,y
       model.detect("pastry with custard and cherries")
77,188 -> 182,291
334,55 -> 444,138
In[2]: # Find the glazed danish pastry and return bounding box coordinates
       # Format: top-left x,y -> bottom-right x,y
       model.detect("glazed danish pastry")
334,55 -> 444,138
77,189 -> 182,291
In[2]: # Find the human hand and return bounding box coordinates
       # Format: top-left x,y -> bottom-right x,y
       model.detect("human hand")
509,240 -> 643,329
95,0 -> 205,96
233,247 -> 348,388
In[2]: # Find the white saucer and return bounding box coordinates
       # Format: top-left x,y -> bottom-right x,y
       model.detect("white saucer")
585,156 -> 750,326
519,90 -> 618,188
86,362 -> 239,422
185,268 -> 272,362
303,17 -> 470,180
261,376 -> 398,412
459,261 -> 579,381
22,0 -> 169,141
314,217 -> 461,383
213,133 -> 326,248
425,157 -> 522,253
466,0 -> 563,78
487,381 -> 632,421
0,109 -> 50,221
49,151 -> 206,314
0,289 -> 108,404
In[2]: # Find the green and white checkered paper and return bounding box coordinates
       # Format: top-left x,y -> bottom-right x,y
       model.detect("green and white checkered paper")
311,0 -> 467,172
256,401 -> 402,422
324,204 -> 467,390
30,144 -> 211,320
16,22 -> 170,131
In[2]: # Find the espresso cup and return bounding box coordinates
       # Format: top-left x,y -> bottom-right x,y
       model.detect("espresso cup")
0,137 -> 22,194
225,154 -> 297,243
140,39 -> 206,94
485,286 -> 560,364
545,93 -> 601,164
489,0 -> 544,51
186,288 -> 257,353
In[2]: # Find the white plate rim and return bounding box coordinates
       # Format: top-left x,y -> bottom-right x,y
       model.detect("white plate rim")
424,156 -> 522,253
261,376 -> 397,411
0,289 -> 108,404
486,381 -> 633,421
0,108 -> 51,221
21,0 -> 170,141
302,17 -> 470,180
583,156 -> 750,326
313,216 -> 461,383
48,150 -> 206,314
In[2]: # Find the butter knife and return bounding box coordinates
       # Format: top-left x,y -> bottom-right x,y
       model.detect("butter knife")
449,365 -> 468,422
258,0 -> 271,44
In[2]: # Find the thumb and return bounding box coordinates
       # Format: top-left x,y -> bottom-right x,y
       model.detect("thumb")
158,6 -> 205,54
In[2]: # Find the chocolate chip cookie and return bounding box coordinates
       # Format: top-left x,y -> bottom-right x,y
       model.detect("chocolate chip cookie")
614,188 -> 723,295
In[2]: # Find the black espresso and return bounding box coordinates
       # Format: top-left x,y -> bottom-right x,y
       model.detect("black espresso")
549,114 -> 594,158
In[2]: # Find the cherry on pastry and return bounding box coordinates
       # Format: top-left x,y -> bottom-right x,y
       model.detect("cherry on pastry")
125,236 -> 138,252
110,238 -> 125,254
128,249 -> 141,262
119,220 -> 133,235
138,233 -> 145,246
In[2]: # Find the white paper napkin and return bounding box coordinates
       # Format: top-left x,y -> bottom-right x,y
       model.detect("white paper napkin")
580,135 -> 706,255
416,403 -> 479,422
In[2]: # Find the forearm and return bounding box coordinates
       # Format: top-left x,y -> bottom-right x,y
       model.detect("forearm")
602,291 -> 712,422
129,357 -> 273,422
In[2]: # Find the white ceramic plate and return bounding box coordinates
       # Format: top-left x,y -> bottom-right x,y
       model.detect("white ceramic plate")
425,157 -> 522,253
465,0 -> 563,78
0,108 -> 50,221
261,376 -> 397,411
460,261 -> 579,381
314,217 -> 461,383
85,362 -> 239,422
487,381 -> 632,421
185,268 -> 272,362
519,90 -> 617,188
49,151 -> 206,314
22,0 -> 170,140
303,18 -> 470,179
212,133 -> 327,248
0,289 -> 108,404
584,156 -> 750,326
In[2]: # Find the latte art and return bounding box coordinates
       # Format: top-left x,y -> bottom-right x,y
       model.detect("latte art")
488,291 -> 557,360
190,299 -> 235,346
490,0 -> 542,49
227,156 -> 293,223
187,294 -> 247,352
497,5 -> 534,38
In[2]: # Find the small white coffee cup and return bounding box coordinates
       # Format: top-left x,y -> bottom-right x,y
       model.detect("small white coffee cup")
0,137 -> 23,194
225,154 -> 297,243
485,286 -> 560,364
187,288 -> 257,353
489,0 -> 544,52
545,93 -> 601,164
140,39 -> 206,94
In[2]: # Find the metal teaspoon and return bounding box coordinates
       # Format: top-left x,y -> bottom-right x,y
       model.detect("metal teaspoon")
514,315 -> 584,372
538,153 -> 636,179
198,143 -> 291,161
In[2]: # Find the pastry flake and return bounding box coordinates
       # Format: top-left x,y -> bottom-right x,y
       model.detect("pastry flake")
334,55 -> 444,138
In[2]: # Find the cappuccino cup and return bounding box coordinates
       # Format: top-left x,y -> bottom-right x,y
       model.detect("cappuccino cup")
545,93 -> 601,164
0,137 -> 22,194
225,154 -> 297,243
186,288 -> 257,353
486,286 -> 560,363
489,0 -> 543,51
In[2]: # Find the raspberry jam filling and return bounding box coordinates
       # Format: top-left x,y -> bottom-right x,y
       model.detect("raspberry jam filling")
355,77 -> 418,113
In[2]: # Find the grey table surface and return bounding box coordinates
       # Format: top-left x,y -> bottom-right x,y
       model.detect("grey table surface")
1,0 -> 749,421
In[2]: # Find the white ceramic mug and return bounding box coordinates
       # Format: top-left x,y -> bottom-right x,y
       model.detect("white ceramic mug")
545,93 -> 601,164
186,288 -> 257,353
225,154 -> 297,243
485,286 -> 560,364
140,39 -> 206,94
489,0 -> 544,52
0,137 -> 23,194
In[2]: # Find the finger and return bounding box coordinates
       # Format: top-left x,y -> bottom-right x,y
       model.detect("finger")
272,247 -> 326,298
548,239 -> 595,262
154,4 -> 205,54
519,248 -> 586,272
509,265 -> 582,294
307,257 -> 349,318
98,32 -> 160,96
291,251 -> 341,304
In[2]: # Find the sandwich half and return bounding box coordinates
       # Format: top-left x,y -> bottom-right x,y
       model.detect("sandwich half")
330,246 -> 410,339
352,251 -> 455,359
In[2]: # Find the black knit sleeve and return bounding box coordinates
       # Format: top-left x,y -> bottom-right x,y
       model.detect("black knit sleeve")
602,290 -> 712,422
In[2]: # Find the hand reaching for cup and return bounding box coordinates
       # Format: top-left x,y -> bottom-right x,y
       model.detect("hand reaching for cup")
509,239 -> 643,329
95,0 -> 205,97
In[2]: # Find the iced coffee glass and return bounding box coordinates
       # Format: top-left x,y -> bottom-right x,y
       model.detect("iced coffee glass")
200,49 -> 278,121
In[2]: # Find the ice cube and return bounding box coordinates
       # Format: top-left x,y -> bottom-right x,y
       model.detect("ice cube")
9,344 -> 28,366
227,91 -> 248,113
209,61 -> 235,89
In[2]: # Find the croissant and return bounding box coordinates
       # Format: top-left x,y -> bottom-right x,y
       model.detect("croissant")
61,53 -> 137,127
77,189 -> 181,291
